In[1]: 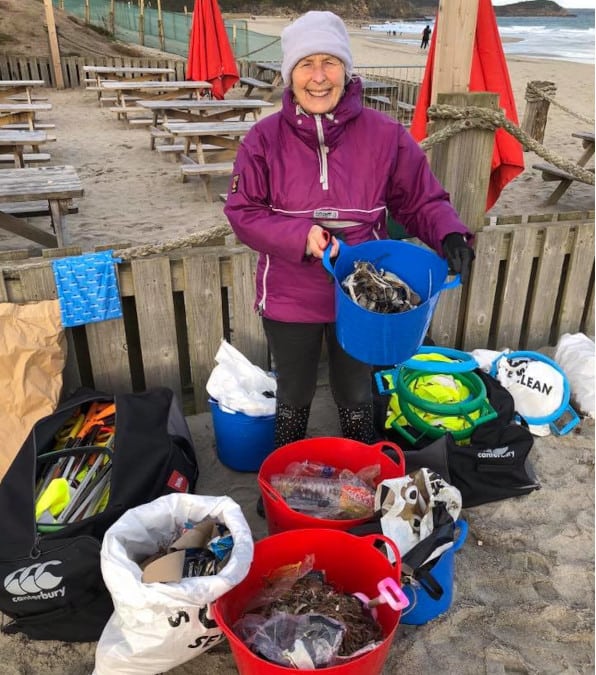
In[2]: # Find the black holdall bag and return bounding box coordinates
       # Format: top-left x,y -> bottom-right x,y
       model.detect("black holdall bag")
0,386 -> 198,642
402,371 -> 541,507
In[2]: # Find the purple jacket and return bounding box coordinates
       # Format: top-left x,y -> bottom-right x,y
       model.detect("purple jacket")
224,78 -> 471,323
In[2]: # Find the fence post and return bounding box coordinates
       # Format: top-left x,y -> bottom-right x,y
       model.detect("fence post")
157,0 -> 165,51
138,0 -> 145,46
43,0 -> 65,89
85,0 -> 90,24
521,80 -> 556,144
429,91 -> 499,233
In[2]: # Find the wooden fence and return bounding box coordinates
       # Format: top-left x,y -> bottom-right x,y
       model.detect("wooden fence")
1,211 -> 593,414
0,55 -> 420,122
0,54 -> 187,87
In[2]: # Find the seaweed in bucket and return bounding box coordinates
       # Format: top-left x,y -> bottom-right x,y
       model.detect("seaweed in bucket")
341,260 -> 422,313
234,569 -> 384,666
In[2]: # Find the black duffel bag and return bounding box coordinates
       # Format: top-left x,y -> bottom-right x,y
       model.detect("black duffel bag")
0,386 -> 198,641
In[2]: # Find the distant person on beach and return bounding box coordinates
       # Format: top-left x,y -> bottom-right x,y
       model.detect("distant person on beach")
224,11 -> 474,459
421,24 -> 432,49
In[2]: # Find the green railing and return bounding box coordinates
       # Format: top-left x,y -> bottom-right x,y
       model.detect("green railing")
53,0 -> 282,61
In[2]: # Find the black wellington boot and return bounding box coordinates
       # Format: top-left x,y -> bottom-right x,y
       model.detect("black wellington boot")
338,403 -> 378,444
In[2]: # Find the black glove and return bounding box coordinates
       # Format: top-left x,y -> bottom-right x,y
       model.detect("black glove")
442,233 -> 475,285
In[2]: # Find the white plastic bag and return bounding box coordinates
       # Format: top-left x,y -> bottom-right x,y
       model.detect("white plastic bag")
555,333 -> 595,418
375,468 -> 462,565
94,493 -> 254,675
206,340 -> 276,416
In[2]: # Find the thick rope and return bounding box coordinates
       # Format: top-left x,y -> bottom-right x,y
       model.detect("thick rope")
0,223 -> 233,274
1,103 -> 593,273
421,103 -> 595,185
525,80 -> 557,103
114,222 -> 232,260
527,80 -> 595,126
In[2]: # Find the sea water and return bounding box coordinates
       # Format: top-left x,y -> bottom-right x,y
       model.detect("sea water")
368,8 -> 595,65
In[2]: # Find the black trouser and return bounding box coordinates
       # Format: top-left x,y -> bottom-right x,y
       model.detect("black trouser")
262,318 -> 372,409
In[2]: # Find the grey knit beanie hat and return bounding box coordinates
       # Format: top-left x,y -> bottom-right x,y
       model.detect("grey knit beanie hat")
281,11 -> 353,86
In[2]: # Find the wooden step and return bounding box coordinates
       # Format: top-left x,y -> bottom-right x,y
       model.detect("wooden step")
532,162 -> 594,183
1,200 -> 78,217
365,94 -> 392,107
181,161 -> 234,177
1,123 -> 56,130
0,152 -> 51,164
127,117 -> 153,126
156,143 -> 221,154
240,76 -> 275,90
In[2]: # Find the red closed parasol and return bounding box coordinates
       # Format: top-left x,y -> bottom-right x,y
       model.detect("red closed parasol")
410,0 -> 524,211
186,0 -> 239,100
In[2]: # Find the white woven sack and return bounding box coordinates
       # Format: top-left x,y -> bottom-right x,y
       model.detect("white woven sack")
94,493 -> 254,675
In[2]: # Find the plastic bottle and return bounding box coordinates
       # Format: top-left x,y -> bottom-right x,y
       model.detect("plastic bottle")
270,474 -> 374,519
284,461 -> 340,479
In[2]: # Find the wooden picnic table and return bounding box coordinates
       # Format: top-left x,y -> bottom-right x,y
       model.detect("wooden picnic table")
0,80 -> 46,103
0,129 -> 49,167
255,62 -> 283,87
0,165 -> 83,248
83,65 -> 175,79
137,98 -> 273,149
533,130 -> 595,205
83,66 -> 176,105
0,102 -> 52,130
240,62 -> 283,100
163,120 -> 255,200
102,81 -> 212,122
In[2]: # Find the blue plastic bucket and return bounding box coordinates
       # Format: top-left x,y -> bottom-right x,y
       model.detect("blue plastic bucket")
322,240 -> 460,366
209,398 -> 275,472
400,519 -> 468,625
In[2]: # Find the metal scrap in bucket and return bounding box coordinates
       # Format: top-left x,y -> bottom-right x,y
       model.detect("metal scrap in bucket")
341,260 -> 421,313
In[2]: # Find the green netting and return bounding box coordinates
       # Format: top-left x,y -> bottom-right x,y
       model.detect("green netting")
53,0 -> 281,61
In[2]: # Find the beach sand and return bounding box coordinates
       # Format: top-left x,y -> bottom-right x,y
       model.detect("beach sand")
0,17 -> 594,675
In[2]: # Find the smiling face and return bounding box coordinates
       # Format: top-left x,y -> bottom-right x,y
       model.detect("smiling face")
291,53 -> 346,114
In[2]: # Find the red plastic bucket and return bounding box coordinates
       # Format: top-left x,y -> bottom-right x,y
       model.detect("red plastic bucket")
257,438 -> 405,535
212,528 -> 403,675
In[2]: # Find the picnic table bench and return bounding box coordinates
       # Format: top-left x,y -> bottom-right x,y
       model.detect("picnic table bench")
239,76 -> 276,100
163,120 -> 255,200
0,102 -> 52,130
0,165 -> 83,247
0,129 -> 50,167
83,66 -> 175,105
532,131 -> 595,205
137,98 -> 273,148
0,79 -> 46,104
102,81 -> 212,123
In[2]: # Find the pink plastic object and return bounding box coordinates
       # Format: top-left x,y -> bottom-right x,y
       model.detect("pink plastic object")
354,577 -> 409,620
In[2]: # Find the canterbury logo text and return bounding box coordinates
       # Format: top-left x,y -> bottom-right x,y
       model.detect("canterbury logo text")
478,446 -> 514,459
4,560 -> 66,602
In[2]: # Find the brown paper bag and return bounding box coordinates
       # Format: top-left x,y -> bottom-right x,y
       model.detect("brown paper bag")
0,300 -> 66,483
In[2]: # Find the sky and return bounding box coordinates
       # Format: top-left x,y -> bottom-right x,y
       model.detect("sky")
491,0 -> 595,7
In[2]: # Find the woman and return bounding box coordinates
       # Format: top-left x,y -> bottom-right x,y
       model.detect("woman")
224,11 -> 474,450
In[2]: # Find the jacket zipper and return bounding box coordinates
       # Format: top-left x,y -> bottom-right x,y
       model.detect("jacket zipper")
314,114 -> 329,191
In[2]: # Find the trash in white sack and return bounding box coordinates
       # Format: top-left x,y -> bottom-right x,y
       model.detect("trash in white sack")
206,340 -> 276,417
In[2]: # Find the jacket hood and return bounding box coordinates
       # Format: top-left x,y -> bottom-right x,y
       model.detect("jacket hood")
280,77 -> 364,149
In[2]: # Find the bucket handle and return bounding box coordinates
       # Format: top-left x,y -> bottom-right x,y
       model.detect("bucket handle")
321,240 -> 342,276
452,518 -> 468,552
441,274 -> 461,291
400,346 -> 479,373
258,479 -> 296,516
372,440 -> 405,473
361,533 -> 402,577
